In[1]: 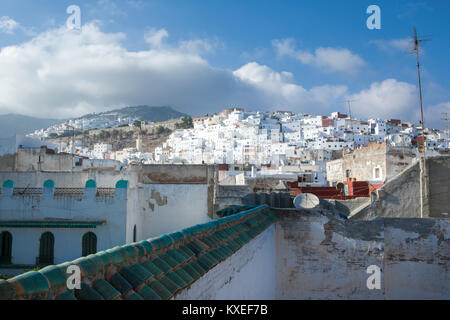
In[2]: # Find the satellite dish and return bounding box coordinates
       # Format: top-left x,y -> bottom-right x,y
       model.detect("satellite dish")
293,193 -> 320,209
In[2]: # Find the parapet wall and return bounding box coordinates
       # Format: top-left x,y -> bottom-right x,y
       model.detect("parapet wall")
351,156 -> 450,220
276,209 -> 449,299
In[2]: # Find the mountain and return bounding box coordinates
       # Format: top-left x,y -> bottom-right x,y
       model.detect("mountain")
0,106 -> 189,138
0,114 -> 61,138
78,106 -> 190,122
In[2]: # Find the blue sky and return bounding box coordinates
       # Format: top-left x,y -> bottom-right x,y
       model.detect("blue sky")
0,0 -> 449,128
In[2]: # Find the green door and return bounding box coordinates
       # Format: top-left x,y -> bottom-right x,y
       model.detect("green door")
82,232 -> 97,256
0,231 -> 12,264
39,232 -> 54,265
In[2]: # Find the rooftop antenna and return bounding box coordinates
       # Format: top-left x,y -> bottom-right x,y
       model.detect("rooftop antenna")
339,99 -> 358,144
339,99 -> 357,120
411,27 -> 430,218
442,112 -> 450,146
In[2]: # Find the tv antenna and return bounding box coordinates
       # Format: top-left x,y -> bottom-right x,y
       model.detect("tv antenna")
442,112 -> 450,145
411,27 -> 430,218
338,99 -> 357,119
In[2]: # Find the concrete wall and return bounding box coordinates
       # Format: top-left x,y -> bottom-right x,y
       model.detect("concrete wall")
351,156 -> 450,220
175,210 -> 449,300
133,164 -> 218,218
275,210 -> 449,299
174,224 -> 276,300
126,184 -> 211,242
427,156 -> 450,218
326,144 -> 416,184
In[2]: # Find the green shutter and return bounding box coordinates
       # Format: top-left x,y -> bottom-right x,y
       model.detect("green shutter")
39,232 -> 54,265
82,232 -> 97,257
0,232 -> 12,264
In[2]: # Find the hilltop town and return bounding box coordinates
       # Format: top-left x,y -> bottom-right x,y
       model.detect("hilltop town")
14,106 -> 448,187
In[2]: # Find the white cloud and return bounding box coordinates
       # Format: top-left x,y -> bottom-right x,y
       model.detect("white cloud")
144,28 -> 169,48
179,38 -> 223,55
371,38 -> 413,52
0,16 -> 20,34
273,38 -> 365,73
346,79 -> 417,120
233,62 -> 348,110
0,22 -> 441,124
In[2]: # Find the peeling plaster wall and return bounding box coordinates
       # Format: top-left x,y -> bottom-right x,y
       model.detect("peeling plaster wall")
174,224 -> 276,300
175,210 -> 449,300
276,210 -> 449,299
126,184 -> 211,243
428,156 -> 450,218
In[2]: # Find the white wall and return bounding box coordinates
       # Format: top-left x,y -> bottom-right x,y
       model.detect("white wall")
174,225 -> 276,300
127,184 -> 211,242
0,189 -> 127,266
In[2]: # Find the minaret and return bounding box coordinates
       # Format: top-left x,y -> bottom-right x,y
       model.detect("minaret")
136,134 -> 142,152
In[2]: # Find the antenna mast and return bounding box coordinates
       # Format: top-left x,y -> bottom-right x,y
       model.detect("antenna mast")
412,27 -> 428,218
442,112 -> 450,146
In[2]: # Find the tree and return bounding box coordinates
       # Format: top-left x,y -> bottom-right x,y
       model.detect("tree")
155,126 -> 165,135
175,117 -> 194,129
133,120 -> 141,129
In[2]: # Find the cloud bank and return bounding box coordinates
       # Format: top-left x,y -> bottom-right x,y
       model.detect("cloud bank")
0,22 -> 435,125
273,38 -> 366,74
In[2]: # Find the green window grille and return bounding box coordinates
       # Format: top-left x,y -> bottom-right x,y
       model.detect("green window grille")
0,231 -> 12,264
38,232 -> 54,265
82,232 -> 97,257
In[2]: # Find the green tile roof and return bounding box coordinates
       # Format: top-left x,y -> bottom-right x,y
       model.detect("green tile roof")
0,205 -> 276,300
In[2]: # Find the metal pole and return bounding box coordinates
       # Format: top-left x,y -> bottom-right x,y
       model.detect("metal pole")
414,27 -> 427,218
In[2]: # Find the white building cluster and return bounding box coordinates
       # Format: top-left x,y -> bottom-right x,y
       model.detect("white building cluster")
156,108 -> 449,166
29,113 -> 139,139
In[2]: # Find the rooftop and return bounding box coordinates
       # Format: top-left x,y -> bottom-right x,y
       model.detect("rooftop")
0,205 -> 275,300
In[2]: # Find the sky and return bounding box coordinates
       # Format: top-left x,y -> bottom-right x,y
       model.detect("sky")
0,0 -> 449,128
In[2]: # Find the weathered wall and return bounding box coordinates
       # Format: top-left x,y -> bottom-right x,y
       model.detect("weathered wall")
427,156 -> 450,218
326,144 -> 417,184
351,156 -> 450,220
174,225 -> 276,300
351,161 -> 421,220
133,164 -> 218,218
15,148 -> 75,172
326,144 -> 387,183
175,210 -> 449,300
275,210 -> 449,299
331,198 -> 371,217
126,184 -> 211,242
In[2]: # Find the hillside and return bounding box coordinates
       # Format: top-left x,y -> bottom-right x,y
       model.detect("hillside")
77,106 -> 189,122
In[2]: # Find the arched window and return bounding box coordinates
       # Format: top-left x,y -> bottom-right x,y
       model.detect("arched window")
82,232 -> 97,257
39,232 -> 54,265
0,231 -> 12,264
133,225 -> 137,242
